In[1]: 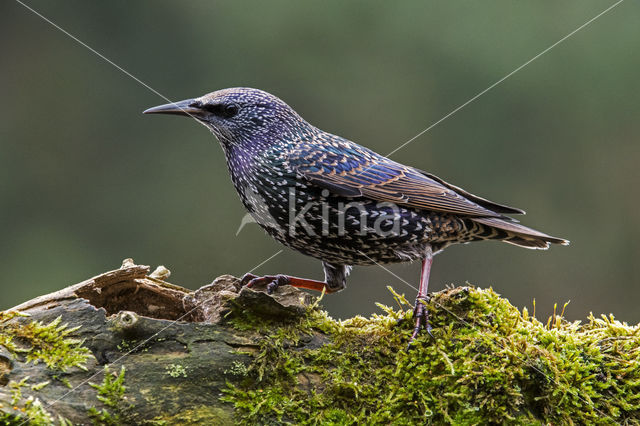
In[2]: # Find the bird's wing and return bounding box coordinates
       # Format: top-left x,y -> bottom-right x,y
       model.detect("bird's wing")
288,135 -> 524,218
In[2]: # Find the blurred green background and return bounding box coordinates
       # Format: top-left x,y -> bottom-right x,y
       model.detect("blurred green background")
1,1 -> 638,323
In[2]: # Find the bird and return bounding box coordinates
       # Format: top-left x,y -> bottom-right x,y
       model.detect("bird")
144,87 -> 568,346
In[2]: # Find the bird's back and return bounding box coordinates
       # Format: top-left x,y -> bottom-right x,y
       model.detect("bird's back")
223,127 -> 567,266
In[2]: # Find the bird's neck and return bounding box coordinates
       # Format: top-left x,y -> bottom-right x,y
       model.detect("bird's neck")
221,140 -> 281,201
223,142 -> 261,176
221,126 -> 313,210
221,122 -> 316,174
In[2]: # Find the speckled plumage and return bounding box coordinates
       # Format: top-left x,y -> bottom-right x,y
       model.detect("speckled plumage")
145,87 -> 568,344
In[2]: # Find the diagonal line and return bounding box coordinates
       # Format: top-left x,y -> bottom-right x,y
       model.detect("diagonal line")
13,0 -> 214,129
247,250 -> 283,273
15,0 -> 625,189
13,0 -> 274,177
10,3 -> 288,422
359,252 -> 418,292
14,0 -> 171,103
9,2 -> 288,424
384,0 -> 625,159
358,251 -> 470,325
11,0 -> 625,421
16,250 -> 282,425
358,250 -> 614,422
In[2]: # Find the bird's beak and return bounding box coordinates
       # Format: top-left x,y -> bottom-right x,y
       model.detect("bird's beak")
143,98 -> 202,117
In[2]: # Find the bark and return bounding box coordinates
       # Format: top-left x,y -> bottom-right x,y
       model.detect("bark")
2,260 -> 640,425
0,259 -> 314,425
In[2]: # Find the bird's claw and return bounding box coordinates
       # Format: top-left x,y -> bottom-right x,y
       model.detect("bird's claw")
240,273 -> 290,295
240,273 -> 258,287
406,296 -> 434,350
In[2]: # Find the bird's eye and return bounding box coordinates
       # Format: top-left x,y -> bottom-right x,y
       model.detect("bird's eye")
202,103 -> 240,119
222,104 -> 239,119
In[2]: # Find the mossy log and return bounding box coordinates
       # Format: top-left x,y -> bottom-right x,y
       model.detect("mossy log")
1,260 -> 640,425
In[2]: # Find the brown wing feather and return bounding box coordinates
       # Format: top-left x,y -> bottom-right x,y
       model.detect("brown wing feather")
290,134 -> 525,219
290,135 -> 570,246
301,158 -> 515,219
418,171 -> 525,215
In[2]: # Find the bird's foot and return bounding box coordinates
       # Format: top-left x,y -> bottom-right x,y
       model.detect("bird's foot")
240,273 -> 290,295
406,296 -> 434,350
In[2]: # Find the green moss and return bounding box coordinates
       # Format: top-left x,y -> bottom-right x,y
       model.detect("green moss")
88,365 -> 127,425
0,396 -> 56,426
165,363 -> 188,378
8,376 -> 30,406
30,380 -> 50,391
2,377 -> 58,425
52,375 -> 72,389
223,286 -> 640,425
146,406 -> 234,425
116,337 -> 151,353
117,339 -> 134,352
0,313 -> 89,426
0,311 -> 92,371
224,361 -> 249,378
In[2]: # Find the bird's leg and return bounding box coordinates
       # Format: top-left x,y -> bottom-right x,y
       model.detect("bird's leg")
240,274 -> 340,295
407,247 -> 435,349
241,262 -> 349,295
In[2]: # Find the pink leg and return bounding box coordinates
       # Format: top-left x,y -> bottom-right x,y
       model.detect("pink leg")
408,247 -> 434,348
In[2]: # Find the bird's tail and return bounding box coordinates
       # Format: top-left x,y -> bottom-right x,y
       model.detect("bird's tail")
470,217 -> 569,249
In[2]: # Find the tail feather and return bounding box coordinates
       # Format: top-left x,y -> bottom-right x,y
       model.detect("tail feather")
471,217 -> 569,249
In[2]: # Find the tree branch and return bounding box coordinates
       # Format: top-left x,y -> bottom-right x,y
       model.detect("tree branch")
1,260 -> 639,424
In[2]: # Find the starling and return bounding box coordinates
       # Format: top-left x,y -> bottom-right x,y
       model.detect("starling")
144,88 -> 568,345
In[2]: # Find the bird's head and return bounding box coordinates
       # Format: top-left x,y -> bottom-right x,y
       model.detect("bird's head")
144,88 -> 305,147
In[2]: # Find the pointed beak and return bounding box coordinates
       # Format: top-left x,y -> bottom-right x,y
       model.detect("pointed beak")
143,98 -> 202,117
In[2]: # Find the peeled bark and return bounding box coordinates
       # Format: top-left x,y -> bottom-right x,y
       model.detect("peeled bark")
0,259 -> 314,425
